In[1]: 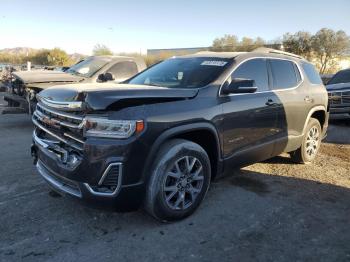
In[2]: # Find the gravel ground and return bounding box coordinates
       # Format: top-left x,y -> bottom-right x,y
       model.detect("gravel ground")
0,94 -> 349,262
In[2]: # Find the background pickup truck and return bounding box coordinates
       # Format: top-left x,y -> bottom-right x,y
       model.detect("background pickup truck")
2,55 -> 146,114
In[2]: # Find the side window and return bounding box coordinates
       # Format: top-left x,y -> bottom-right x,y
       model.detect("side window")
270,60 -> 300,89
107,61 -> 138,80
231,59 -> 269,91
301,62 -> 322,85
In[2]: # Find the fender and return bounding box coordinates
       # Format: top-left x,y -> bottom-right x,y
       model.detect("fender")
141,122 -> 222,182
301,105 -> 327,135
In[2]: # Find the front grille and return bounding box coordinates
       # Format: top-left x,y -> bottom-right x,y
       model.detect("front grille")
343,91 -> 350,104
33,102 -> 85,152
328,90 -> 350,105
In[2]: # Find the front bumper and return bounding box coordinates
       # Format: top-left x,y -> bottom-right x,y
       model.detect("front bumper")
329,106 -> 350,114
2,93 -> 29,114
31,128 -> 147,211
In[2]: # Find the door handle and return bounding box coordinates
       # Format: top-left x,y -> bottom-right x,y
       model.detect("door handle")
304,96 -> 314,103
265,99 -> 276,106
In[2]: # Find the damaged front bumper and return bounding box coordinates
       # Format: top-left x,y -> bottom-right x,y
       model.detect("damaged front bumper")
31,127 -> 146,211
2,93 -> 30,114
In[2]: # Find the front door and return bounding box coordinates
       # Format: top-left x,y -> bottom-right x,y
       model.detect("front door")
221,58 -> 280,166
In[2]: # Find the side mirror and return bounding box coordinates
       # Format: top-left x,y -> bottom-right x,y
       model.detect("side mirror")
97,72 -> 115,82
222,78 -> 257,95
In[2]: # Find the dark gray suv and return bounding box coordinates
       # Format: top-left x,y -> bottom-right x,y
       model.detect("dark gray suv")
31,48 -> 329,221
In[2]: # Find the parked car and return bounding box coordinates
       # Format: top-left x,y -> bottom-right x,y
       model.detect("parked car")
326,68 -> 350,117
31,48 -> 329,221
3,56 -> 146,114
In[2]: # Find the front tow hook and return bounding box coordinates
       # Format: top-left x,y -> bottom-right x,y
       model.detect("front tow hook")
31,144 -> 38,165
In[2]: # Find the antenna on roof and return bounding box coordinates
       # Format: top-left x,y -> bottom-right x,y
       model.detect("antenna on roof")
253,47 -> 303,59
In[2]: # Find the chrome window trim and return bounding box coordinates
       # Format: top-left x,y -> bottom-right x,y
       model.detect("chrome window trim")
218,56 -> 304,97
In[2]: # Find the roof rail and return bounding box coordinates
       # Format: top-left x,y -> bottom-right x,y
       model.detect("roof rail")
253,47 -> 303,59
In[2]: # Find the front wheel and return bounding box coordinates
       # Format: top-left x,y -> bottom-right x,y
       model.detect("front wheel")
290,118 -> 322,164
144,139 -> 211,222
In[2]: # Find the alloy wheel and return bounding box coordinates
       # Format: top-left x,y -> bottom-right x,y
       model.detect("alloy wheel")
305,126 -> 320,157
163,156 -> 204,210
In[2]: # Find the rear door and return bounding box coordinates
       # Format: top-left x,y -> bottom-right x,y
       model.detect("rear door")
222,58 -> 280,166
267,58 -> 306,154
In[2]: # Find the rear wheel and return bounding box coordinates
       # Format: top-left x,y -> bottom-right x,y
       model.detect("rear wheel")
145,139 -> 211,222
290,118 -> 322,164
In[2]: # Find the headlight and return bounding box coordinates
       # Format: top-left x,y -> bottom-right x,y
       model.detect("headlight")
83,118 -> 144,139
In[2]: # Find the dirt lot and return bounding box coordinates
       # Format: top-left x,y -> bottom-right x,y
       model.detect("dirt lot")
0,94 -> 349,262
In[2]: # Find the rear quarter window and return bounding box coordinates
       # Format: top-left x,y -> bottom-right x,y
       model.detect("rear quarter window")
302,63 -> 322,85
270,59 -> 300,89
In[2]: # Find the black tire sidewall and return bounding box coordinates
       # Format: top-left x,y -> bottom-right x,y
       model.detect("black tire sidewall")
147,140 -> 211,222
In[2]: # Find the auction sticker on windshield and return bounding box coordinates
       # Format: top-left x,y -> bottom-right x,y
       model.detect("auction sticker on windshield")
201,61 -> 228,66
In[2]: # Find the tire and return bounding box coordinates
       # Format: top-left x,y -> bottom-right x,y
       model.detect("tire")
144,139 -> 211,222
290,118 -> 322,164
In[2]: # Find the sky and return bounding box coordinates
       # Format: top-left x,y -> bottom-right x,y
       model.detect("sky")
0,0 -> 349,55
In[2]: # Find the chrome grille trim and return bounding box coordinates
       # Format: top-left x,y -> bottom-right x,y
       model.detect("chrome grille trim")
33,101 -> 86,152
37,102 -> 84,121
328,89 -> 350,105
34,109 -> 82,129
98,163 -> 122,186
32,117 -> 83,151
83,163 -> 123,197
63,132 -> 85,144
37,95 -> 84,111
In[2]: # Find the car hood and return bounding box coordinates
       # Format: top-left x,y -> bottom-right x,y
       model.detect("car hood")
326,82 -> 350,91
13,70 -> 84,85
37,83 -> 199,111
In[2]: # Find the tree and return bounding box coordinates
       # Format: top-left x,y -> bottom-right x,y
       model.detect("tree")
311,28 -> 350,74
210,35 -> 239,52
210,35 -> 265,52
29,49 -> 50,65
238,37 -> 266,51
282,31 -> 313,59
47,48 -> 72,66
93,44 -> 113,56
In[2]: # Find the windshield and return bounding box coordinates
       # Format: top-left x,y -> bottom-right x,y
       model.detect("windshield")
66,58 -> 111,77
128,57 -> 232,88
328,70 -> 350,85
